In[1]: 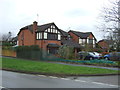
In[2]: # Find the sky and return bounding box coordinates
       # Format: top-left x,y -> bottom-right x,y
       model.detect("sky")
0,0 -> 111,41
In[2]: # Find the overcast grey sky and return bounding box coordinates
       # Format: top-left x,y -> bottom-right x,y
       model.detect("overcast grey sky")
0,0 -> 110,41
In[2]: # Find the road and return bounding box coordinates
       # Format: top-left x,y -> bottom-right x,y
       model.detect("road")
1,70 -> 119,88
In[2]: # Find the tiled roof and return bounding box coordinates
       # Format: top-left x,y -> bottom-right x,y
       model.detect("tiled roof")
11,36 -> 18,41
37,22 -> 56,32
69,30 -> 91,39
19,22 -> 69,37
98,39 -> 114,45
59,29 -> 68,36
18,22 -> 56,35
18,25 -> 33,35
61,39 -> 81,48
47,43 -> 60,48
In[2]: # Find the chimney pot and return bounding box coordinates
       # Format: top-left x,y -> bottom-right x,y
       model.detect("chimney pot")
33,21 -> 38,31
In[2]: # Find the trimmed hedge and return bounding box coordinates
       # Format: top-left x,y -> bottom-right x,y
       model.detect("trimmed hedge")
15,45 -> 40,51
15,45 -> 43,60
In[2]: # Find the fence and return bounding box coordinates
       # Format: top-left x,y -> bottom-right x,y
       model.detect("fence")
2,49 -> 16,57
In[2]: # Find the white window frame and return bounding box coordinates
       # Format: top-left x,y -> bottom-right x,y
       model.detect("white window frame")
51,26 -> 53,28
58,34 -> 61,40
48,28 -> 50,32
40,33 -> 42,39
87,37 -> 89,44
52,25 -> 55,28
44,32 -> 47,39
93,38 -> 95,44
56,29 -> 57,33
53,29 -> 56,33
36,33 -> 39,39
79,38 -> 82,44
82,39 -> 86,44
39,33 -> 41,39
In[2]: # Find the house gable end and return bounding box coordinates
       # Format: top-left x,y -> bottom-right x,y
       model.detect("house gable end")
88,32 -> 97,41
37,23 -> 60,32
17,25 -> 33,35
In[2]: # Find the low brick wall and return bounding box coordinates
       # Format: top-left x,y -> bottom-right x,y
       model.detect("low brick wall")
2,49 -> 16,57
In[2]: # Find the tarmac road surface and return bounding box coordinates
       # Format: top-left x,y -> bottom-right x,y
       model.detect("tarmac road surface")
1,70 -> 119,88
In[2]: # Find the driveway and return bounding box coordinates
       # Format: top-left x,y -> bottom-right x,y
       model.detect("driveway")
48,61 -> 119,71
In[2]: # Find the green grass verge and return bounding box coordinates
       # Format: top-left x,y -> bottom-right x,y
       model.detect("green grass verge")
1,57 -> 118,75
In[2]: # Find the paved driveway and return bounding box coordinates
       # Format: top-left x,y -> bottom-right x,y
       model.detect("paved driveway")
48,61 -> 119,71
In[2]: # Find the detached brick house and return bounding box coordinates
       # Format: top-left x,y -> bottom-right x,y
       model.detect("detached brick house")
18,21 -> 62,54
98,39 -> 110,52
18,21 -> 97,55
68,30 -> 97,48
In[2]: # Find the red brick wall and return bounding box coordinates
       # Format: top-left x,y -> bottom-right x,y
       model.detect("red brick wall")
98,41 -> 109,49
18,29 -> 61,51
18,29 -> 35,46
68,32 -> 79,43
36,40 -> 61,50
89,34 -> 94,39
18,21 -> 61,53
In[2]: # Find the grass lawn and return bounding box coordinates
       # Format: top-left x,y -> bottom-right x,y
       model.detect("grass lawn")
1,57 -> 118,76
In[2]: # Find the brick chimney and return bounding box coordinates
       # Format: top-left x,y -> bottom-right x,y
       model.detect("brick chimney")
33,21 -> 38,31
33,21 -> 38,45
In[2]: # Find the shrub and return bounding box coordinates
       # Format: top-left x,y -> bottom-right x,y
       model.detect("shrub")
58,45 -> 74,59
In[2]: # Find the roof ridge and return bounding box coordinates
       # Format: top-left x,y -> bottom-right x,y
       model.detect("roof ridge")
70,30 -> 91,33
38,22 -> 54,27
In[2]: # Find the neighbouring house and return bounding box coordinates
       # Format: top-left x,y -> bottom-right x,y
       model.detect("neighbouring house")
10,36 -> 18,47
60,29 -> 81,56
68,30 -> 97,48
17,21 -> 97,55
98,39 -> 113,52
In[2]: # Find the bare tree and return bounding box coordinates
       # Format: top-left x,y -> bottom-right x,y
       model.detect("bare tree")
99,0 -> 120,51
2,32 -> 12,42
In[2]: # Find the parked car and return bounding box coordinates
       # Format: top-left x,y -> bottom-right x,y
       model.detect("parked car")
77,51 -> 102,60
104,52 -> 120,60
92,52 -> 103,59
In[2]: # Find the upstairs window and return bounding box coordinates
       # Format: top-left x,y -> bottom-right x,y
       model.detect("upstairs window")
44,32 -> 47,39
36,33 -> 39,39
89,39 -> 93,44
36,32 -> 42,39
58,34 -> 61,40
79,38 -> 82,44
82,39 -> 86,44
47,33 -> 58,40
93,38 -> 95,44
48,28 -> 50,32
